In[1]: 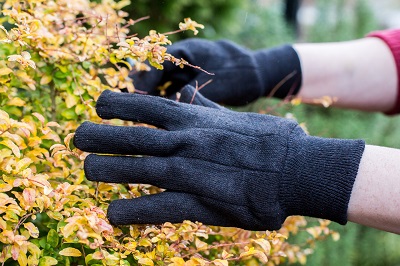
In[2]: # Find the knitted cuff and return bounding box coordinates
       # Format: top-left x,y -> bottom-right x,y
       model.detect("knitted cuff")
254,45 -> 302,99
280,127 -> 365,224
367,29 -> 400,115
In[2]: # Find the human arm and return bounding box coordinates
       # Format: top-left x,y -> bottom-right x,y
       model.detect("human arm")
294,36 -> 399,113
132,30 -> 400,113
348,144 -> 400,234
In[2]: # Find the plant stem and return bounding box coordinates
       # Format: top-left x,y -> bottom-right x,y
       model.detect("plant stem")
50,82 -> 57,121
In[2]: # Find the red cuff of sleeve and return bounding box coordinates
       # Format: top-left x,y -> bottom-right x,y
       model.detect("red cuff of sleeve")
367,29 -> 400,115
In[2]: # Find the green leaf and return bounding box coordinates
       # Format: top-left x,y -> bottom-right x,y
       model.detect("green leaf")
85,253 -> 94,264
57,64 -> 68,73
61,108 -> 78,120
82,61 -> 91,69
39,256 -> 58,266
47,229 -> 59,248
53,77 -> 67,87
39,238 -> 47,249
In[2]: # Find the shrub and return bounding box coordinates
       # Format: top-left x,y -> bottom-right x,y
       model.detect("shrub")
121,0 -> 245,41
0,0 -> 338,265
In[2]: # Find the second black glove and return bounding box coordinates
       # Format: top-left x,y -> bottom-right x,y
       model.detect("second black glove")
131,39 -> 302,105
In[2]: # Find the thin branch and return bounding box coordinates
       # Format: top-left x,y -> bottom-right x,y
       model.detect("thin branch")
122,16 -> 150,29
267,71 -> 297,98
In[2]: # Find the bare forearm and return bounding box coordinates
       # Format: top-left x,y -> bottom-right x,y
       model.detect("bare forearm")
293,38 -> 398,112
348,145 -> 400,234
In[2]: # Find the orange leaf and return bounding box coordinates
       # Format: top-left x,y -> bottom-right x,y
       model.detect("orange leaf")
23,188 -> 36,208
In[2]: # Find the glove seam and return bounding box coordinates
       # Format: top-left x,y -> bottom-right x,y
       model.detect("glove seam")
275,123 -> 303,218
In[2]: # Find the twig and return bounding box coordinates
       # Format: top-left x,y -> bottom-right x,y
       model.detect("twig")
162,29 -> 185,36
267,71 -> 297,98
70,65 -> 86,105
122,16 -> 150,29
198,79 -> 213,91
105,14 -> 111,54
189,79 -> 213,104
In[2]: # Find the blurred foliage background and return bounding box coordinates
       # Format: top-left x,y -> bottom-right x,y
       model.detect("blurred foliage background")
126,0 -> 400,265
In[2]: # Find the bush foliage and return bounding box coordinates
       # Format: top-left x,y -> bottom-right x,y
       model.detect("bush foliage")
0,0 -> 339,265
122,0 -> 245,40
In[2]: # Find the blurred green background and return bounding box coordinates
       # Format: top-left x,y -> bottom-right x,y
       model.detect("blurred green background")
127,0 -> 400,265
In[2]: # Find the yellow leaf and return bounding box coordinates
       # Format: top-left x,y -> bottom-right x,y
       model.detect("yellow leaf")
137,258 -> 154,266
92,251 -> 105,260
7,97 -> 26,106
23,222 -> 39,238
18,249 -> 28,266
195,238 -> 208,251
239,247 -> 259,259
190,257 -> 207,265
252,238 -> 271,254
138,238 -> 152,247
221,250 -> 233,260
59,247 -> 82,257
331,231 -> 340,241
306,227 -> 321,238
39,256 -> 58,266
0,183 -> 12,192
3,131 -> 25,148
169,257 -> 185,266
28,136 -> 42,147
14,158 -> 33,173
27,242 -> 41,258
0,67 -> 12,76
46,121 -> 60,128
0,109 -> 10,129
291,97 -> 302,106
212,259 -> 229,266
40,75 -> 52,85
32,113 -> 45,125
64,133 -> 75,151
65,94 -> 79,108
23,188 -> 36,208
0,139 -> 20,158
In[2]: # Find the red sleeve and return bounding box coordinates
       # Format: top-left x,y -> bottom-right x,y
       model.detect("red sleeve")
367,29 -> 400,115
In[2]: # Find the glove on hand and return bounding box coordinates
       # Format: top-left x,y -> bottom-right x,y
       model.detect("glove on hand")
178,84 -> 224,109
131,38 -> 302,105
74,88 -> 365,231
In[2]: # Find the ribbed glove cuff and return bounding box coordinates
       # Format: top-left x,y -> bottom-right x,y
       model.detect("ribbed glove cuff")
254,45 -> 302,99
280,127 -> 365,224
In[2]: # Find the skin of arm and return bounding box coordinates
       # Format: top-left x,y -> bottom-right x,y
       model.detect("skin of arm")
293,37 -> 398,112
348,145 -> 400,234
292,39 -> 400,233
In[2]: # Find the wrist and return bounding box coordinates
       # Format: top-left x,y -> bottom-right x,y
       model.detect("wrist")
280,127 -> 365,224
254,45 -> 302,99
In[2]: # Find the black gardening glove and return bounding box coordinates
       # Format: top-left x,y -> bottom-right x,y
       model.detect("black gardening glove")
177,84 -> 224,109
74,89 -> 365,231
131,38 -> 302,105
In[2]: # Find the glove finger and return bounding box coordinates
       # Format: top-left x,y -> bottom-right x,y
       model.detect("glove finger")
84,155 -> 241,200
107,191 -> 255,229
179,85 -> 223,110
130,67 -> 163,95
96,90 -> 201,130
74,121 -> 186,156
